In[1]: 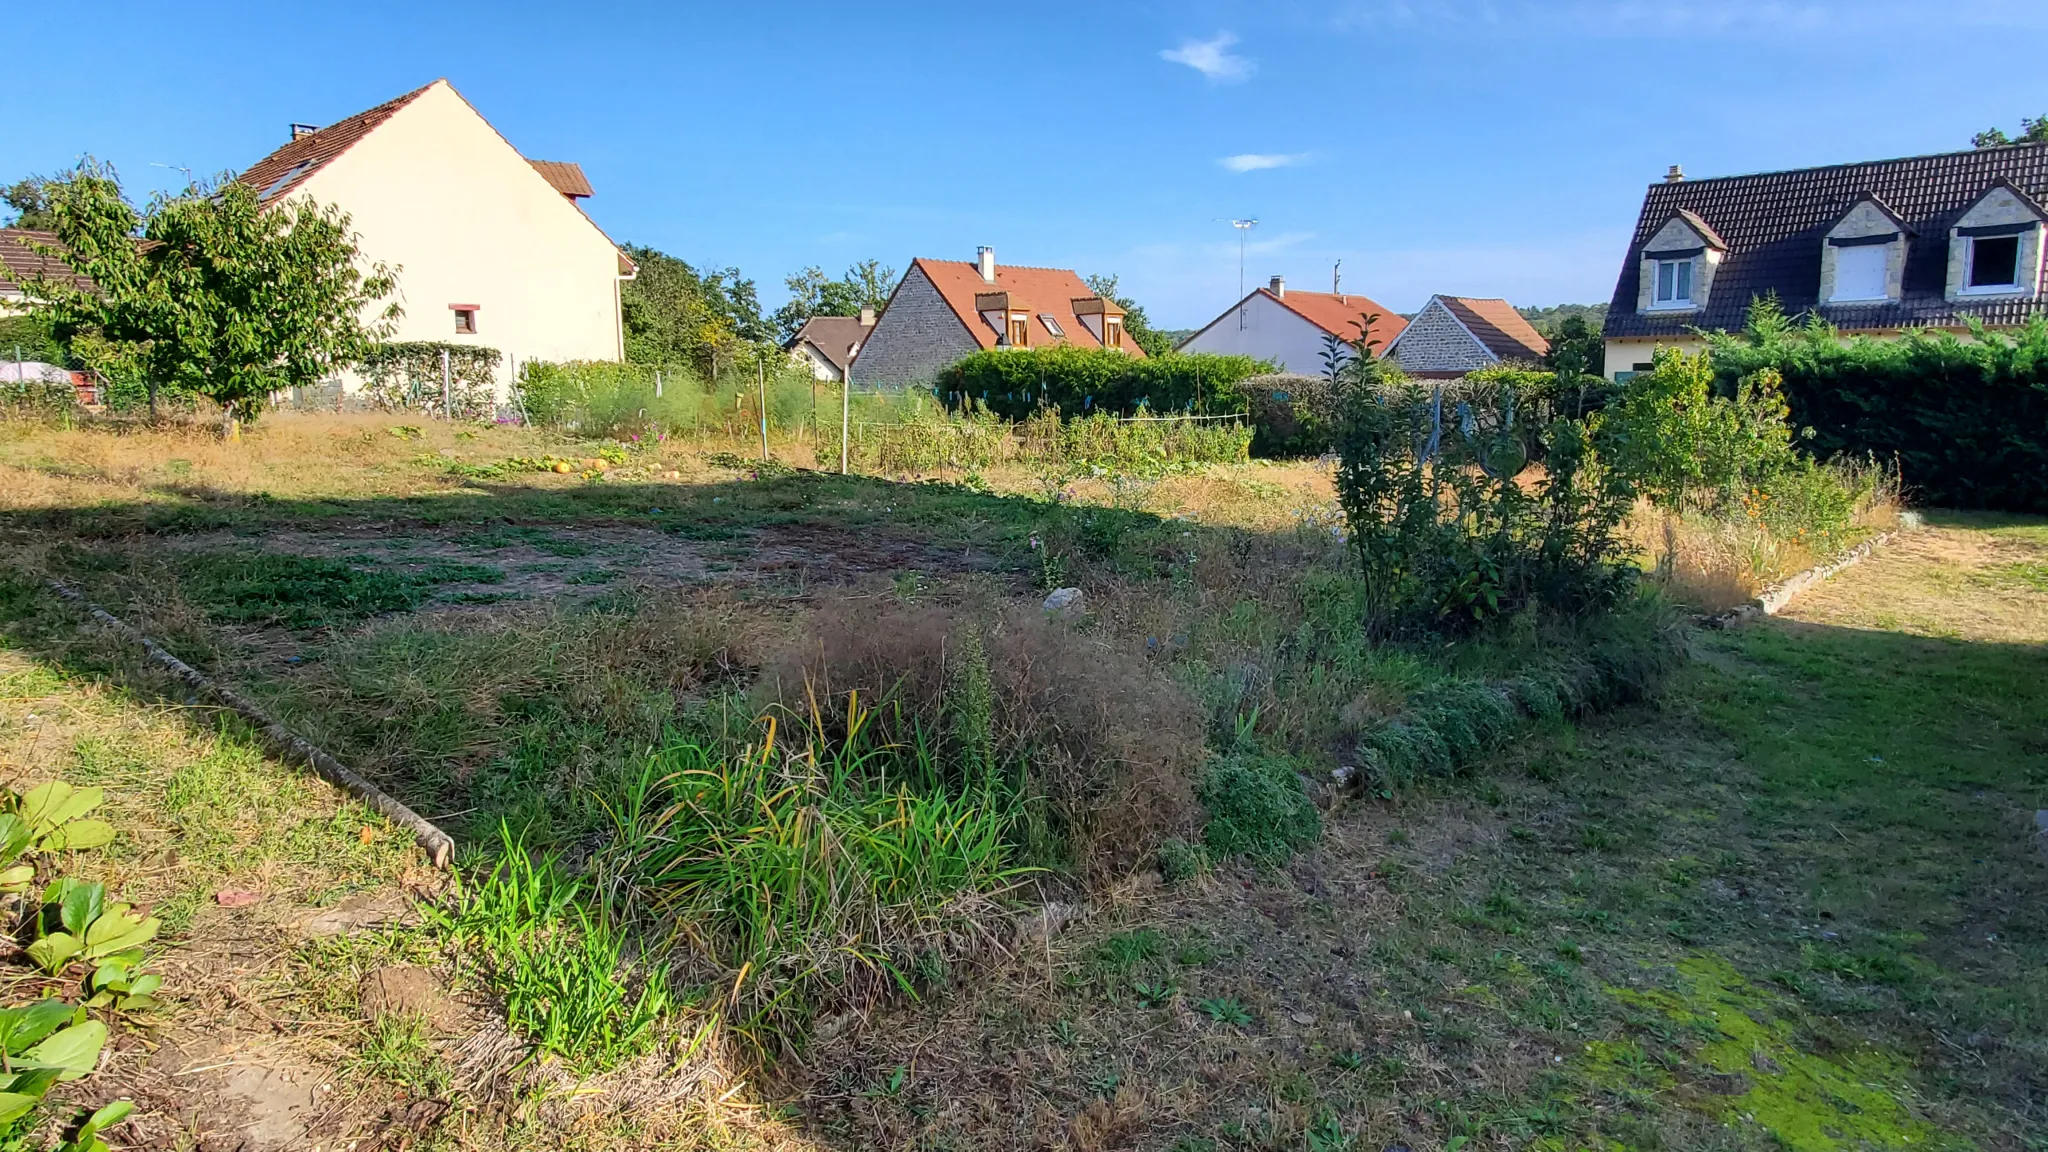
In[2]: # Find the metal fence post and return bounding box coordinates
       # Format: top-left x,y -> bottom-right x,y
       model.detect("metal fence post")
440,349 -> 452,420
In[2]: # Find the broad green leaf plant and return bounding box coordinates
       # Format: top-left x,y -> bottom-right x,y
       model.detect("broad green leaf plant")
0,782 -> 155,1146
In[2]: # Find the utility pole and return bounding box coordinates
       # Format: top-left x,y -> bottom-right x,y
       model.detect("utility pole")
1231,218 -> 1258,329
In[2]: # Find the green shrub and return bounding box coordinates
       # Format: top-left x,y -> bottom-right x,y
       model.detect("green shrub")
1199,749 -> 1319,862
358,341 -> 503,419
517,357 -> 822,438
1707,299 -> 2048,512
1599,347 -> 1800,512
934,346 -> 1266,420
1333,376 -> 1638,638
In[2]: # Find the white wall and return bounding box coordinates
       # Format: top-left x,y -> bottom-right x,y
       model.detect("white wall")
288,81 -> 626,400
1178,292 -> 1335,374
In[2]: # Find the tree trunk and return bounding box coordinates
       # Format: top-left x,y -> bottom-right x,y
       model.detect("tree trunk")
221,401 -> 240,443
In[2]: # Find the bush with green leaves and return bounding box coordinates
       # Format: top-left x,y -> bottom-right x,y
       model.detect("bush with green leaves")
0,783 -> 152,1148
358,342 -> 504,419
933,347 -> 1267,420
1333,373 -> 1638,638
1706,298 -> 2048,513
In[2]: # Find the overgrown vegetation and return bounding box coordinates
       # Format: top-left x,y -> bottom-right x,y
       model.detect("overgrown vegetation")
358,342 -> 504,419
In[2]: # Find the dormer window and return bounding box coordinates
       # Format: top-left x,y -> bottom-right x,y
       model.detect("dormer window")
1105,317 -> 1124,348
1653,258 -> 1694,307
1829,242 -> 1890,302
1966,234 -> 2022,291
1007,314 -> 1029,347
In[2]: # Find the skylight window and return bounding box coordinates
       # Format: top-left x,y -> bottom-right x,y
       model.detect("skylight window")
1039,314 -> 1064,337
259,160 -> 318,200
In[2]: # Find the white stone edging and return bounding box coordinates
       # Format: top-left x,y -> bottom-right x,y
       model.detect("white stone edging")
1699,529 -> 1899,630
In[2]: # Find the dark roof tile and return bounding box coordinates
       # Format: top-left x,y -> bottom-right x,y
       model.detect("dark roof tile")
1604,143 -> 2048,339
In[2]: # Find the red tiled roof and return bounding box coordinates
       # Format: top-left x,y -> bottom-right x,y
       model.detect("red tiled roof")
913,258 -> 1146,356
528,160 -> 593,199
237,81 -> 439,205
1437,296 -> 1550,361
0,229 -> 93,297
1260,288 -> 1409,348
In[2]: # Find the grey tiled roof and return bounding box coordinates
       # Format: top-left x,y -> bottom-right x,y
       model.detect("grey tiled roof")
1603,143 -> 2048,340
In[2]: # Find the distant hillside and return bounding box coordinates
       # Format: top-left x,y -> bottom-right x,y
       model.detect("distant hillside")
1517,303 -> 1609,335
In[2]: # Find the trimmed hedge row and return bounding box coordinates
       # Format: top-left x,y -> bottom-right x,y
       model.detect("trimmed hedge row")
1707,306 -> 2048,513
932,346 -> 1267,420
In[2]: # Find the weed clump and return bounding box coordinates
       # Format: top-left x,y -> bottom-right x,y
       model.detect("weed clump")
760,600 -> 1205,881
1198,747 -> 1319,863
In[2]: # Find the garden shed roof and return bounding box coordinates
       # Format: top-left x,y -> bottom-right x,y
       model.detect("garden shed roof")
1605,142 -> 2048,339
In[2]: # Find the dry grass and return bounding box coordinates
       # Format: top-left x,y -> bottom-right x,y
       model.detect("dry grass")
761,598 -> 1208,881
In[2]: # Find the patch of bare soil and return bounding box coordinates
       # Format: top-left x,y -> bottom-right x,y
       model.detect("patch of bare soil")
160,521 -> 1002,604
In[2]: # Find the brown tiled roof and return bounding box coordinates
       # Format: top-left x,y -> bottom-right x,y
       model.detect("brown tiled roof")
914,258 -> 1146,356
1263,288 -> 1408,348
237,81 -> 438,205
1605,143 -> 2048,339
786,315 -> 872,372
0,229 -> 93,297
528,160 -> 593,199
1437,296 -> 1550,361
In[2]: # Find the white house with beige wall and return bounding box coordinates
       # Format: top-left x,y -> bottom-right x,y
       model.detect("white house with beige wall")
1601,148 -> 2048,381
237,79 -> 634,401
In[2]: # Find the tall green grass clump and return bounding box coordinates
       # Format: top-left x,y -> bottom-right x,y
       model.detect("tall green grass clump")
434,827 -> 674,1072
517,358 -> 822,438
597,695 -> 1027,1051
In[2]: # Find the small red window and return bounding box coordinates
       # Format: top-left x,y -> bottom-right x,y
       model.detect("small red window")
451,305 -> 479,335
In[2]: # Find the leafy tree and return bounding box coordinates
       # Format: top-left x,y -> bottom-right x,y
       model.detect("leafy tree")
1972,115 -> 2048,148
21,161 -> 397,437
1517,302 -> 1608,333
0,175 -> 57,230
1084,274 -> 1175,358
771,260 -> 897,341
619,244 -> 770,374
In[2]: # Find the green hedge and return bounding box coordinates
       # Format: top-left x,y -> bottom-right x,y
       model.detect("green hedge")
1707,303 -> 2048,512
932,347 -> 1267,420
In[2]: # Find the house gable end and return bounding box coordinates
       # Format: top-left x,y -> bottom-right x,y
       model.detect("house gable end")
1386,297 -> 1495,375
846,264 -> 982,388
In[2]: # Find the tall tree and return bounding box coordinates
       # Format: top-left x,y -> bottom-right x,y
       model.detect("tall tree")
23,162 -> 397,437
0,176 -> 57,230
1084,274 -> 1175,358
619,244 -> 770,374
771,260 -> 897,341
1973,115 -> 2048,148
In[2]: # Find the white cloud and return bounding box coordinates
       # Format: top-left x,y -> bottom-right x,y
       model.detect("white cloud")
1160,33 -> 1256,83
1220,152 -> 1311,173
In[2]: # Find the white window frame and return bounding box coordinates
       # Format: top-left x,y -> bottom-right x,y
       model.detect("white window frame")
1828,243 -> 1891,303
1039,313 -> 1064,338
1960,234 -> 2025,295
1647,258 -> 1695,309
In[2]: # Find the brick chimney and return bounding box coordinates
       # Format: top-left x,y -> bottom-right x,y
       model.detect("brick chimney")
1269,275 -> 1286,298
976,246 -> 996,284
1665,164 -> 1685,183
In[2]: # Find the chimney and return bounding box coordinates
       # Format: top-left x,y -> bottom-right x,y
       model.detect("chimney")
1269,275 -> 1286,298
290,123 -> 320,141
859,306 -> 876,328
1665,164 -> 1685,183
976,246 -> 996,284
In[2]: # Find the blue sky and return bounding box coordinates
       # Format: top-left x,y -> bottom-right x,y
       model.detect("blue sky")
8,1 -> 2047,328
